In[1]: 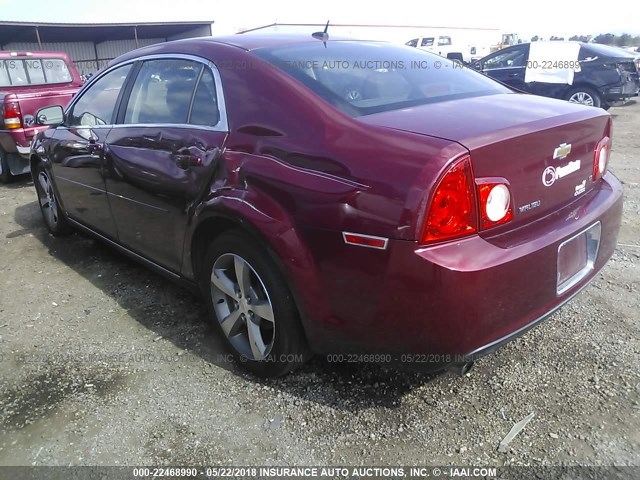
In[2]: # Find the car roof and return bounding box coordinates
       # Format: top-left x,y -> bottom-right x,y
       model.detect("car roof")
0,51 -> 71,58
513,40 -> 637,56
179,32 -> 376,51
514,41 -> 586,47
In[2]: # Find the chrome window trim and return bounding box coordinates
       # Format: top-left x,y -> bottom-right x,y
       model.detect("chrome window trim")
482,66 -> 527,72
65,53 -> 229,133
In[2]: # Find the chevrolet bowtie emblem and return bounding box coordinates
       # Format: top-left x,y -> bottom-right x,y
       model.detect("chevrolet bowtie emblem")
553,143 -> 572,160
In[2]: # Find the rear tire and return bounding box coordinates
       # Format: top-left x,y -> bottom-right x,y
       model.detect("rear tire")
33,162 -> 73,236
0,147 -> 13,183
200,230 -> 311,377
565,86 -> 602,108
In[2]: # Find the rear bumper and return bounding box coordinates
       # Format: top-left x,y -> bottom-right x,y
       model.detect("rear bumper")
0,127 -> 40,158
464,275 -> 593,361
601,80 -> 640,101
307,172 -> 623,369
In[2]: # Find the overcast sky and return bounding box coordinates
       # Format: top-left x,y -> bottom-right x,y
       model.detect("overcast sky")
1,0 -> 638,39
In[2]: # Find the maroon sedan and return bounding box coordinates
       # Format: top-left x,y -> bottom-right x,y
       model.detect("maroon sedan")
30,33 -> 623,377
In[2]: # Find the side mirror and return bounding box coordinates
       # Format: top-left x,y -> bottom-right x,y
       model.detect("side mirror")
470,61 -> 482,71
35,105 -> 65,126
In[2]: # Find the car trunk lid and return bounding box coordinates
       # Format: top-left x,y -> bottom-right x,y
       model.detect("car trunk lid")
358,92 -> 611,229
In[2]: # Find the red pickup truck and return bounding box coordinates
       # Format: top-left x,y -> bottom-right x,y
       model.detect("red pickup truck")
0,51 -> 83,182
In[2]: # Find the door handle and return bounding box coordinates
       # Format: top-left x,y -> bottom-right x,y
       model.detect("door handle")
172,153 -> 202,169
508,73 -> 521,78
88,139 -> 103,154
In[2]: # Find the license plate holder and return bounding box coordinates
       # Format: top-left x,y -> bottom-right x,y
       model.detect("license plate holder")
557,222 -> 601,295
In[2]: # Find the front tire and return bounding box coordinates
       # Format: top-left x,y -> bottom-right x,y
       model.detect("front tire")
33,162 -> 72,236
200,231 -> 311,377
565,86 -> 602,108
0,147 -> 12,183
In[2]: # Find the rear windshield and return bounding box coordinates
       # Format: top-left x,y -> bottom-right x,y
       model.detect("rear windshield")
0,58 -> 73,87
254,41 -> 509,116
582,43 -> 637,59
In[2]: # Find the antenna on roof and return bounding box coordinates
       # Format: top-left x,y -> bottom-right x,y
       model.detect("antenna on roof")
312,20 -> 330,47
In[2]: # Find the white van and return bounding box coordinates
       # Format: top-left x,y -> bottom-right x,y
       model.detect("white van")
405,36 -> 482,63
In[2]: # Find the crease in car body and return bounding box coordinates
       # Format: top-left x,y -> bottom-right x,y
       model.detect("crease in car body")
29,34 -> 623,377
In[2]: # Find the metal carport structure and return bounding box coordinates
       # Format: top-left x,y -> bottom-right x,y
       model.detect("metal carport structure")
0,21 -> 214,74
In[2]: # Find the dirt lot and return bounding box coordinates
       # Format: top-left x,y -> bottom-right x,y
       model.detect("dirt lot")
0,101 -> 639,470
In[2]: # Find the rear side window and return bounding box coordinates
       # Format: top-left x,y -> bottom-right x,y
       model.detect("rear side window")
124,59 -> 201,125
123,58 -> 221,126
190,68 -> 220,126
0,58 -> 72,87
67,64 -> 132,126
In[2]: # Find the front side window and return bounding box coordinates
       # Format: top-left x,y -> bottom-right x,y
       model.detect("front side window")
124,59 -> 202,125
67,64 -> 132,127
482,47 -> 528,70
421,38 -> 434,47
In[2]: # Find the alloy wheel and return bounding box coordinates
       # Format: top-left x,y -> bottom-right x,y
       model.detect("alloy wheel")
37,171 -> 59,227
210,253 -> 275,361
568,91 -> 595,106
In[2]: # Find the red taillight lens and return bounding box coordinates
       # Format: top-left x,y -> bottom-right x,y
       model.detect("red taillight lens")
421,156 -> 477,243
593,137 -> 610,181
3,101 -> 22,129
476,180 -> 513,229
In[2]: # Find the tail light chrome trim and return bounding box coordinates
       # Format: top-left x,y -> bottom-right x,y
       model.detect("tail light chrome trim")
475,177 -> 514,229
593,136 -> 610,181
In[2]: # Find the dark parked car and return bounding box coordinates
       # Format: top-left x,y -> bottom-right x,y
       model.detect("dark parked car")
472,41 -> 639,109
30,34 -> 623,377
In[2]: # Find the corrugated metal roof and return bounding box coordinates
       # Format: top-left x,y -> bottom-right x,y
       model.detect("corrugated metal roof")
0,22 -> 214,74
0,21 -> 213,44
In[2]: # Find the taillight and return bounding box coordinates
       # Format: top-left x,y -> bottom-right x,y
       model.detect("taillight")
3,101 -> 22,129
476,179 -> 513,229
593,137 -> 610,181
421,156 -> 477,243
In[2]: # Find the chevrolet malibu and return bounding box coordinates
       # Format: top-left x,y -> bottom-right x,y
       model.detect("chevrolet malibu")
30,33 -> 623,377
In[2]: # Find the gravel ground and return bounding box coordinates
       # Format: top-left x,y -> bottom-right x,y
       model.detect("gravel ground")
0,101 -> 639,470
